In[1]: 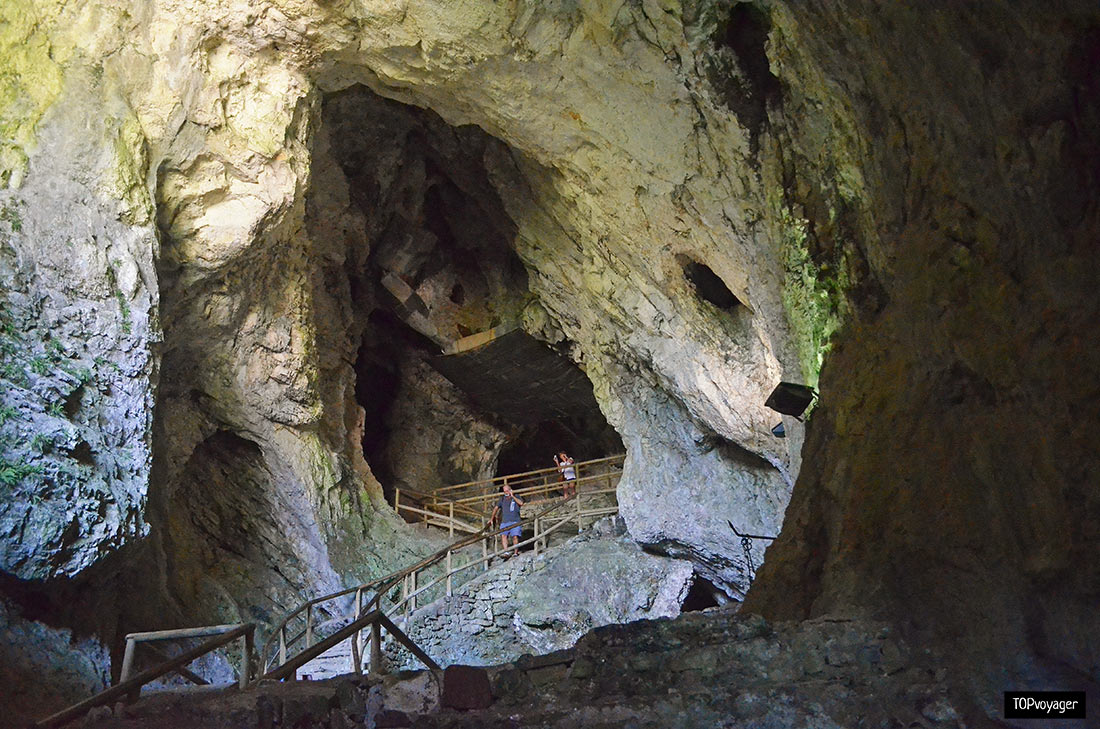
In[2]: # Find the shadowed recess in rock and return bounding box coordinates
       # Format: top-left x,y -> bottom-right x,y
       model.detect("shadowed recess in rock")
163,431 -> 335,626
315,86 -> 620,500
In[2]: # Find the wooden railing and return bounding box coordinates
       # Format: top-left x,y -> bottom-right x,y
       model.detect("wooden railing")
395,454 -> 625,534
33,623 -> 255,729
260,465 -> 623,679
260,609 -> 439,682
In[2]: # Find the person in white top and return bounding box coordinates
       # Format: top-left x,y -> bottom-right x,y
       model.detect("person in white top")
554,451 -> 576,499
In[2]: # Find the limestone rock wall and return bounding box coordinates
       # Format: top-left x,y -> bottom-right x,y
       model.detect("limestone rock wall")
743,0 -> 1100,703
2,0 -> 1093,720
391,519 -> 694,670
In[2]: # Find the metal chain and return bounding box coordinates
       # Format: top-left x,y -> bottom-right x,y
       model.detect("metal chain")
741,535 -> 756,580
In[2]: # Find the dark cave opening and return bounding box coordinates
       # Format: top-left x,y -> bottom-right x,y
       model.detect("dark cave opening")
719,3 -> 780,99
322,86 -> 613,502
495,415 -> 623,476
709,2 -> 781,145
677,255 -> 746,312
681,574 -> 722,612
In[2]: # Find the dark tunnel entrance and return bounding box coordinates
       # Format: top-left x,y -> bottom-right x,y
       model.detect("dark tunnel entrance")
310,86 -> 621,505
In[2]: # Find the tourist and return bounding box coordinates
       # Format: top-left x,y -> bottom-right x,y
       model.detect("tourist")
554,451 -> 576,498
490,483 -> 524,557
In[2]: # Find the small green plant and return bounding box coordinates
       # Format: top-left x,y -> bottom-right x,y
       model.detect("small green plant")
46,401 -> 64,417
30,357 -> 49,375
0,461 -> 42,487
94,355 -> 122,374
46,338 -> 64,359
0,204 -> 23,233
0,362 -> 26,385
0,405 -> 16,425
29,433 -> 51,452
106,262 -> 133,336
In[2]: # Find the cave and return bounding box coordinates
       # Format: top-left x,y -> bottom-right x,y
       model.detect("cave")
319,86 -> 623,501
678,254 -> 747,312
1,2 -> 1098,727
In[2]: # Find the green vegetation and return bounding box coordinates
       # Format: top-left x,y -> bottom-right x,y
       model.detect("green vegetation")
0,203 -> 22,232
105,261 -> 133,335
777,207 -> 848,388
46,401 -> 63,417
0,361 -> 24,384
29,356 -> 49,375
0,460 -> 42,487
0,404 -> 16,425
29,433 -> 51,452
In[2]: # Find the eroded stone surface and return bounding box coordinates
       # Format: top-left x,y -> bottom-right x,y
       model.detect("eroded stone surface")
392,520 -> 694,670
0,0 -> 1095,723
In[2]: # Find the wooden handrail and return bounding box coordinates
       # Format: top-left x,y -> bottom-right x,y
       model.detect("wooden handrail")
258,495 -> 579,675
34,623 -> 254,729
432,453 -> 624,496
386,497 -> 618,614
260,457 -> 624,678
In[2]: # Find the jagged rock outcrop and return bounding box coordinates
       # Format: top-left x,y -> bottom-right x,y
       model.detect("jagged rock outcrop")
1,0 -> 1096,723
393,519 -> 694,669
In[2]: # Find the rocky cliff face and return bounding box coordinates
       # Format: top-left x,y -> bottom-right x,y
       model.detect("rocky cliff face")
392,518 -> 694,669
1,0 -> 1096,723
742,2 -> 1100,705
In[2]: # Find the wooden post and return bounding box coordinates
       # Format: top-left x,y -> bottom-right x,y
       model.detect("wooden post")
305,605 -> 313,649
370,620 -> 382,675
240,627 -> 253,690
352,588 -> 363,674
410,570 -> 417,611
482,536 -> 488,571
446,550 -> 453,597
576,487 -> 583,531
120,637 -> 136,684
534,517 -> 540,556
448,502 -> 455,539
402,573 -> 410,620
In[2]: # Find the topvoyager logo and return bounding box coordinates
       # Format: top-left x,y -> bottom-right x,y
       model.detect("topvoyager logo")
1004,691 -> 1086,719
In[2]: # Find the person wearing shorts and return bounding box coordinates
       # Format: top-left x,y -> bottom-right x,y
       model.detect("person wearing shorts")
554,451 -> 576,498
490,483 -> 524,556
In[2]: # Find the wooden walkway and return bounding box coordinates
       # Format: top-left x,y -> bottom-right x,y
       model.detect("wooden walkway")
268,454 -> 626,679
37,456 -> 627,726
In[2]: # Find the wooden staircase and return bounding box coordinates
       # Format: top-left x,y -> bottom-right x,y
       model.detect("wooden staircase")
33,455 -> 625,728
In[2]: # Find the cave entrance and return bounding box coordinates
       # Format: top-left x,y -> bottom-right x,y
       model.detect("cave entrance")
496,414 -> 622,476
680,574 -> 723,613
313,86 -> 619,505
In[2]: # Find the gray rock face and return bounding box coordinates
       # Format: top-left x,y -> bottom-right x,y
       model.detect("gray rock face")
611,381 -> 790,599
0,70 -> 157,580
1,598 -> 111,728
378,351 -> 508,497
393,520 -> 694,669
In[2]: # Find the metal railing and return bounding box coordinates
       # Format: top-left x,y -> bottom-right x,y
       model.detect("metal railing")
33,623 -> 255,729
